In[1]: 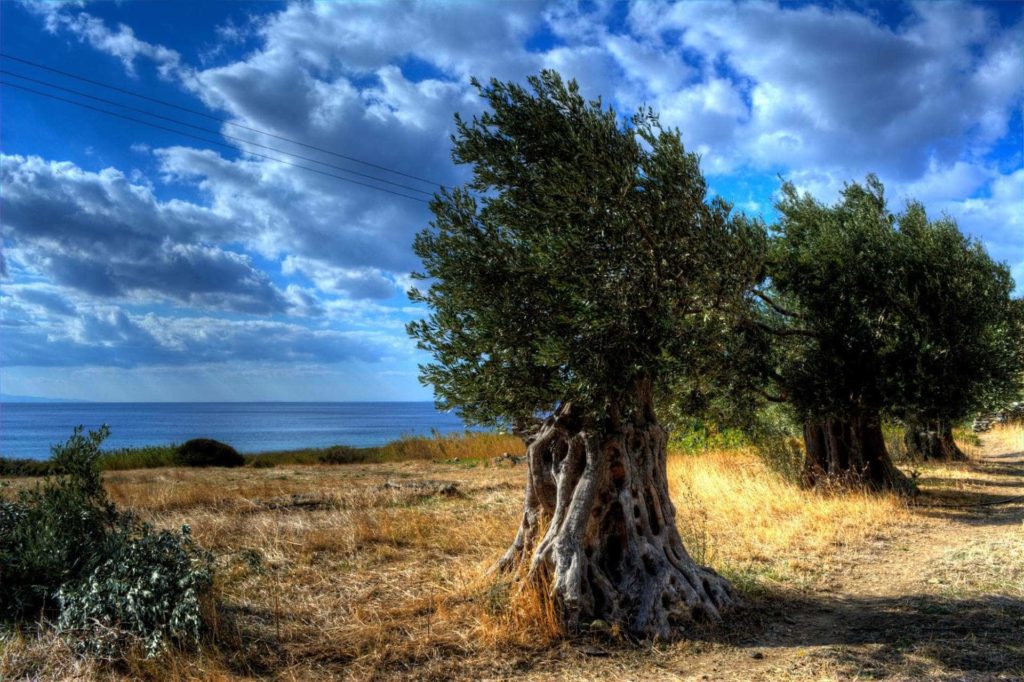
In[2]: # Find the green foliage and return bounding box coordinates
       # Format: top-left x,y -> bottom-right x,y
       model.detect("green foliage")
0,426 -> 117,619
57,522 -> 212,659
175,438 -> 244,468
408,70 -> 763,427
765,176 -> 908,421
666,417 -> 748,453
887,202 -> 1022,427
0,426 -> 214,660
748,175 -> 1022,427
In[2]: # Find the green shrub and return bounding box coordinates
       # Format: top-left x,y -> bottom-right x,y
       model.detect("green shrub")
0,427 -> 117,619
57,522 -> 212,659
0,426 -> 214,660
175,438 -> 244,468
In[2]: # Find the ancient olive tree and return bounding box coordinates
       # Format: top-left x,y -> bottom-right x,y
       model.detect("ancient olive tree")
750,177 -> 915,490
893,206 -> 1023,460
407,72 -> 761,638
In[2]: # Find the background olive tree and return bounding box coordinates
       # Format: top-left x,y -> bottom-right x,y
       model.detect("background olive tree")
891,205 -> 1023,460
739,176 -> 1022,488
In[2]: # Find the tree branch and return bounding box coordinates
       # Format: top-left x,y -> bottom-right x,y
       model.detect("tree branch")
754,320 -> 819,339
752,290 -> 803,319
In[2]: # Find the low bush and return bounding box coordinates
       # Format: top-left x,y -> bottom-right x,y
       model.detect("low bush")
175,438 -> 244,468
0,426 -> 214,660
244,444 -> 367,467
57,522 -> 212,659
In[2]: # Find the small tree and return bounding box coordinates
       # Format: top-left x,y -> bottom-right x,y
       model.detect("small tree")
408,71 -> 762,637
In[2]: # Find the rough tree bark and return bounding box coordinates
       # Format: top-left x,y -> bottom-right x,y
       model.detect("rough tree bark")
802,414 -> 909,491
495,392 -> 734,640
903,422 -> 968,461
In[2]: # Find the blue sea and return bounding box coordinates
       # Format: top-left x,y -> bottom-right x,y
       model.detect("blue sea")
0,402 -> 472,460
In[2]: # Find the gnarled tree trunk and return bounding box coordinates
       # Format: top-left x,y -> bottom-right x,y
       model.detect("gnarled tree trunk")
802,414 -> 909,491
904,422 -> 967,461
495,398 -> 734,640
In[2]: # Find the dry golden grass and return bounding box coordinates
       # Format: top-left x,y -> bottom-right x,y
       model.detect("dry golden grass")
2,431 -> 991,681
976,421 -> 1024,455
668,449 -> 908,591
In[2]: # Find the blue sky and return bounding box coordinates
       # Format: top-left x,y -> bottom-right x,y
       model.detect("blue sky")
1,0 -> 1021,402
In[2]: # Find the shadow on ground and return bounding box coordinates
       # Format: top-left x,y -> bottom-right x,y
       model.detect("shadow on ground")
708,589 -> 1024,679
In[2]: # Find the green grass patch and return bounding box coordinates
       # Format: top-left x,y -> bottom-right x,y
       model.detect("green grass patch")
99,444 -> 179,470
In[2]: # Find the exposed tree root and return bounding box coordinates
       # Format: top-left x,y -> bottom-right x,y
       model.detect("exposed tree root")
495,405 -> 734,640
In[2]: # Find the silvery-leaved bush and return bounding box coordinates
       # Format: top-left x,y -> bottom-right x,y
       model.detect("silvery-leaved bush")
57,521 -> 213,659
1,426 -> 214,661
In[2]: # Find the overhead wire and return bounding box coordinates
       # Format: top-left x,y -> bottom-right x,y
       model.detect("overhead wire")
0,79 -> 432,204
0,51 -> 442,187
1,68 -> 436,197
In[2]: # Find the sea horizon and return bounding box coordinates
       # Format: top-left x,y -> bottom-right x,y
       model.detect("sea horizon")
0,395 -> 439,404
0,401 -> 473,460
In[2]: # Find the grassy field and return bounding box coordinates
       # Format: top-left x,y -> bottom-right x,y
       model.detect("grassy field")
2,425 -> 1022,680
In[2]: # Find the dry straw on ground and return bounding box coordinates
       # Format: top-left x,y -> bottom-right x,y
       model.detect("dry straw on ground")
3,425 -> 1023,680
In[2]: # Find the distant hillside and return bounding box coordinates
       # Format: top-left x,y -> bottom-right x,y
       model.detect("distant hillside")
0,393 -> 85,403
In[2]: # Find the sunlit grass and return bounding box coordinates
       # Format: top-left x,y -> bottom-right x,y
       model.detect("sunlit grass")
8,428 -> 1009,680
669,448 -> 908,592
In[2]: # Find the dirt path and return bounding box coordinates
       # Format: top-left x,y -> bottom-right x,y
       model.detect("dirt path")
668,433 -> 1024,681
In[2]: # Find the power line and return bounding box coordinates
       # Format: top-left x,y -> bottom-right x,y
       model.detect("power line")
0,51 -> 443,187
0,79 -> 431,204
1,68 -> 435,197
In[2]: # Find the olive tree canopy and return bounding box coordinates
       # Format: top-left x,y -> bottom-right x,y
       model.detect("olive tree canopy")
408,71 -> 762,638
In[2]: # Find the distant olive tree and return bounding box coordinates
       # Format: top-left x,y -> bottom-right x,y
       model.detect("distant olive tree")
740,176 -> 1022,488
892,204 -> 1023,460
408,71 -> 762,638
